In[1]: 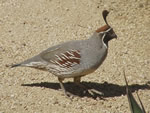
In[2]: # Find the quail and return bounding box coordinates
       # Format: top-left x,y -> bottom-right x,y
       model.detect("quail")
11,10 -> 117,96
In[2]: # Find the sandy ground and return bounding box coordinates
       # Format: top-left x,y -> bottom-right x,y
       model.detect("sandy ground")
0,0 -> 150,113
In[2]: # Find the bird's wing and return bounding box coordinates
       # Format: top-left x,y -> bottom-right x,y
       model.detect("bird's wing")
40,43 -> 82,69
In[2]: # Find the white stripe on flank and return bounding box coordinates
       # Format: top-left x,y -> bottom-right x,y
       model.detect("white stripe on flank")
66,51 -> 74,56
75,50 -> 80,55
50,60 -> 56,64
71,62 -> 78,67
61,53 -> 69,59
60,56 -> 67,60
54,61 -> 61,66
55,55 -> 63,61
70,49 -> 80,54
69,56 -> 80,59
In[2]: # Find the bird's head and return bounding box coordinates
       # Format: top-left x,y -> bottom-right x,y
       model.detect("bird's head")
96,10 -> 117,46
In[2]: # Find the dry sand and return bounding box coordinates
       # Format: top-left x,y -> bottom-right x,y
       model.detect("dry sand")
0,0 -> 150,113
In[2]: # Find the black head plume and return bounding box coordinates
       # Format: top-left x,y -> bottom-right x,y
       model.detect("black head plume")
102,10 -> 109,26
96,10 -> 117,41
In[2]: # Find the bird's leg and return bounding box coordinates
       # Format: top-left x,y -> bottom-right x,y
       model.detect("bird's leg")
73,76 -> 81,84
74,76 -> 103,95
73,76 -> 87,91
58,77 -> 74,97
58,78 -> 65,92
74,76 -> 94,95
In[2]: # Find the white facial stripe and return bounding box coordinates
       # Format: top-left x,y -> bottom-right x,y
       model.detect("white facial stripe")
102,33 -> 107,48
105,27 -> 112,32
98,27 -> 112,34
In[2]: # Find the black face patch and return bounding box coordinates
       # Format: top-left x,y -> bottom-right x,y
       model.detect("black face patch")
102,28 -> 117,46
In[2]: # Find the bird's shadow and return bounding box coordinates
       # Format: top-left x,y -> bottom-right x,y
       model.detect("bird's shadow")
21,81 -> 150,99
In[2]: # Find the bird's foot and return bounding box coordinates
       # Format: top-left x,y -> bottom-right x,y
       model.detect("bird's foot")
74,83 -> 104,96
59,89 -> 77,99
85,88 -> 104,96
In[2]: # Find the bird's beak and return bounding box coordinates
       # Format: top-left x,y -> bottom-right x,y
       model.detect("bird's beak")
112,33 -> 117,39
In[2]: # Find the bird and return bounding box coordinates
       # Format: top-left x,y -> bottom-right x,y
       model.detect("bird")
11,10 -> 117,97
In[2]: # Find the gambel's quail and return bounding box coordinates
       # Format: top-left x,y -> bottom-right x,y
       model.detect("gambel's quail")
11,10 -> 117,96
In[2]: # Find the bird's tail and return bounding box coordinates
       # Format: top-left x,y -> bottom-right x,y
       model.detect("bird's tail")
11,63 -> 22,68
